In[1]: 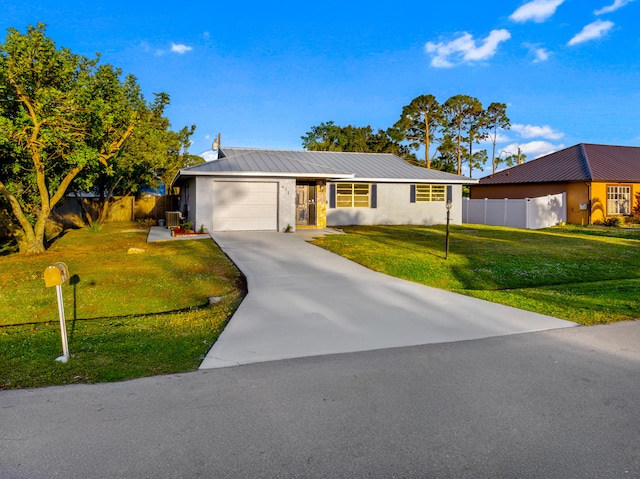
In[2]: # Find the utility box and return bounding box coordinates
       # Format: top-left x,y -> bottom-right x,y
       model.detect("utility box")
165,211 -> 181,228
44,263 -> 69,287
579,203 -> 589,211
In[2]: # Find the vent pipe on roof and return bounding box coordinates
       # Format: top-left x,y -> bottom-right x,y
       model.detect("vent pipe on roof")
210,133 -> 221,161
212,132 -> 221,151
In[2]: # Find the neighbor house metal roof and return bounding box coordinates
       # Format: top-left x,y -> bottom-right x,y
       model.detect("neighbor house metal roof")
478,144 -> 640,185
173,148 -> 475,185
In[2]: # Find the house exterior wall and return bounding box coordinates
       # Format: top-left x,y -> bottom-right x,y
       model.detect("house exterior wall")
327,182 -> 461,226
565,182 -> 590,225
191,176 -> 296,232
592,181 -> 640,223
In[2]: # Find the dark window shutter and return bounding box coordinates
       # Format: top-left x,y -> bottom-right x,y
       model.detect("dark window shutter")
410,184 -> 416,203
371,184 -> 377,208
329,184 -> 336,208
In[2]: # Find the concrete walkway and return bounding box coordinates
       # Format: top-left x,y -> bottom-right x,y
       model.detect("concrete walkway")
147,225 -> 211,242
201,232 -> 576,368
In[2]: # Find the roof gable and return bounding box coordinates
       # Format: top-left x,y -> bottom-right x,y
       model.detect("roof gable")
478,143 -> 640,185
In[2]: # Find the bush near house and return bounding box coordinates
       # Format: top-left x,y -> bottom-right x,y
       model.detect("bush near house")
633,191 -> 640,222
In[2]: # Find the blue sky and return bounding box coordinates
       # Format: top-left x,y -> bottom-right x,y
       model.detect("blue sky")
2,0 -> 639,176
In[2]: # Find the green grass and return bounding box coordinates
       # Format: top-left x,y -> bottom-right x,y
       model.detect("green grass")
0,223 -> 244,389
312,225 -> 640,326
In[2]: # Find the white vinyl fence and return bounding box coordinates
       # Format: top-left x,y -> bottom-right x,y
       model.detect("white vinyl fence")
463,193 -> 567,229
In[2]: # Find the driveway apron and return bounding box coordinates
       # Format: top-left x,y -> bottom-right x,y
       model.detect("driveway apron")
201,232 -> 576,368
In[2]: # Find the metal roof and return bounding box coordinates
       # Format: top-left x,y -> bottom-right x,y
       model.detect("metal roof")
479,143 -> 640,185
173,148 -> 475,185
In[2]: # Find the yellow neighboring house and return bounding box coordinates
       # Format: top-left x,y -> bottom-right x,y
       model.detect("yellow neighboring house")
471,144 -> 640,225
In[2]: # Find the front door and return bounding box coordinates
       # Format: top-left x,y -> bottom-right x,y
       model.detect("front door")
296,183 -> 316,226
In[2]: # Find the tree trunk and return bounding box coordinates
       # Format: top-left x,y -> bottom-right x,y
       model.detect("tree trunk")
27,215 -> 48,254
424,116 -> 431,169
456,131 -> 462,176
491,128 -> 498,174
0,181 -> 45,254
468,140 -> 474,179
96,176 -> 123,227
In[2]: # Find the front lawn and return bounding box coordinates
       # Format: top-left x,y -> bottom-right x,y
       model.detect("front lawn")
0,223 -> 244,389
312,225 -> 640,325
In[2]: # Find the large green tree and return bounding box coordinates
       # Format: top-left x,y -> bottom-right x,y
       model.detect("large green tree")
431,134 -> 457,173
72,91 -> 198,227
302,121 -> 416,162
0,25 -> 140,253
462,97 -> 487,178
442,94 -> 475,175
390,94 -> 442,168
485,102 -> 510,173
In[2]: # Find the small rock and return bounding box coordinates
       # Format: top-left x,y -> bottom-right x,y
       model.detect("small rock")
209,296 -> 222,304
127,247 -> 145,254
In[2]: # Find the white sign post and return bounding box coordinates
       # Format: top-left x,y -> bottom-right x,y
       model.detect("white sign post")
44,263 -> 70,363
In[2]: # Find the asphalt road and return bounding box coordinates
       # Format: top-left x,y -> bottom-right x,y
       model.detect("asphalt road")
2,321 -> 639,478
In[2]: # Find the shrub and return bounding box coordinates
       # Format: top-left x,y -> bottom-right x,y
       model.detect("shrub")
602,216 -> 622,227
137,218 -> 156,227
633,191 -> 640,223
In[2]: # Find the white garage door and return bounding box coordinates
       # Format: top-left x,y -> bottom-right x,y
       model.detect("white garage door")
212,181 -> 278,231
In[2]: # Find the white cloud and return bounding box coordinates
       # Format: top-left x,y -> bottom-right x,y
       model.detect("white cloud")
501,141 -> 564,159
171,43 -> 193,54
568,20 -> 614,45
509,0 -> 565,23
595,0 -> 635,15
523,43 -> 551,62
533,47 -> 550,62
511,124 -> 564,140
425,29 -> 511,68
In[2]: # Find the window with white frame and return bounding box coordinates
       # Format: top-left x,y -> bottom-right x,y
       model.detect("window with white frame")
336,183 -> 370,208
416,184 -> 446,202
607,185 -> 631,215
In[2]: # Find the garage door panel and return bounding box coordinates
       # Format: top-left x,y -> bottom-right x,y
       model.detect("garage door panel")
213,182 -> 278,231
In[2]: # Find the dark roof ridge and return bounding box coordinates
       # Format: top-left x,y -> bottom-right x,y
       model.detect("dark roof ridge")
578,143 -> 593,180
220,147 -> 397,157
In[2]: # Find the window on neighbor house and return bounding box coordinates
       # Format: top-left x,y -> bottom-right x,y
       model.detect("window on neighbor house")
336,183 -> 371,208
416,184 -> 446,202
607,185 -> 631,215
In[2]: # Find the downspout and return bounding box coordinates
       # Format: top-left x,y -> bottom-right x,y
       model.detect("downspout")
587,182 -> 592,225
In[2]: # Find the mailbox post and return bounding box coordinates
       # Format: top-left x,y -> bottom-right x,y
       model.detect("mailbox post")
44,263 -> 70,363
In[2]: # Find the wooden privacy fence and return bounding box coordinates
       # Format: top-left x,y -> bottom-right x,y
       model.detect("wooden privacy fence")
53,195 -> 179,226
463,193 -> 567,229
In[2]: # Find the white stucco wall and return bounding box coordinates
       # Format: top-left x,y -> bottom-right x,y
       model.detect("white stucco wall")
180,177 -> 464,231
278,179 -> 296,231
327,183 -> 463,226
191,176 -> 296,232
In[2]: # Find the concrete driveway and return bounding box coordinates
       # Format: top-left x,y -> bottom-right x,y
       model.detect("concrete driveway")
201,231 -> 576,368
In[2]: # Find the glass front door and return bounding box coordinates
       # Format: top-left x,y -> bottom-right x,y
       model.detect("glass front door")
296,183 -> 316,226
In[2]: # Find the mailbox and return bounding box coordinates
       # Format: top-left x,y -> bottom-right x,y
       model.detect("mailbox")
579,203 -> 589,211
44,263 -> 69,288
